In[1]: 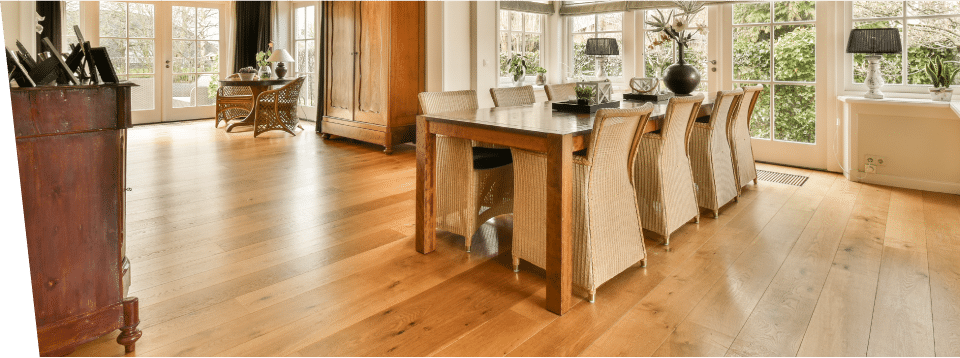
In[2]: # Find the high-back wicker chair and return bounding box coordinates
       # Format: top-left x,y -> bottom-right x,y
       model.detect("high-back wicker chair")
418,90 -> 514,252
544,83 -> 577,101
635,94 -> 705,245
688,90 -> 744,218
511,105 -> 654,303
215,73 -> 254,128
490,85 -> 536,107
252,77 -> 306,137
728,85 -> 764,191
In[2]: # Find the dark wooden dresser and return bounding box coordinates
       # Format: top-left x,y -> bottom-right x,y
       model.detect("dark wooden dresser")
11,83 -> 141,356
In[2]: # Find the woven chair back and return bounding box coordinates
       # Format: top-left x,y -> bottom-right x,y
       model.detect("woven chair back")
709,89 -> 744,136
729,85 -> 763,136
662,94 -> 705,152
419,90 -> 479,114
544,83 -> 577,101
490,86 -> 536,107
588,105 -> 655,187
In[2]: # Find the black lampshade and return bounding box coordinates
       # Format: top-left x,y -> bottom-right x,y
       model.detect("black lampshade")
846,28 -> 902,54
586,38 -> 619,56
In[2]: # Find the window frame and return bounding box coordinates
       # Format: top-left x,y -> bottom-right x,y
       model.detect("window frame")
497,8 -> 546,87
842,1 -> 960,95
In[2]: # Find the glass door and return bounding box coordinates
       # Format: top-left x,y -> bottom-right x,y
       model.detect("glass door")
293,3 -> 319,120
97,1 -> 160,124
161,3 -> 223,122
721,1 -> 830,169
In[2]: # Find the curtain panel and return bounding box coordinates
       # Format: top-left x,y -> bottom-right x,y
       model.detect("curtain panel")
234,1 -> 273,72
500,1 -> 555,15
560,1 -> 745,16
36,1 -> 61,54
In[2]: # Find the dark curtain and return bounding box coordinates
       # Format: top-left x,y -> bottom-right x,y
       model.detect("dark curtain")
316,1 -> 327,132
234,1 -> 272,72
36,1 -> 62,54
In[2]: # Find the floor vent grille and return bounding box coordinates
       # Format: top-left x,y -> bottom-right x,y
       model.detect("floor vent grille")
756,169 -> 809,186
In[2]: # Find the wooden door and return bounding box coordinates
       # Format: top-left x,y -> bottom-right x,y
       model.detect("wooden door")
325,1 -> 356,121
353,1 -> 390,126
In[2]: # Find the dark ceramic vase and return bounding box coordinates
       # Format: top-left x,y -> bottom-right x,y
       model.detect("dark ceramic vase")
662,43 -> 701,95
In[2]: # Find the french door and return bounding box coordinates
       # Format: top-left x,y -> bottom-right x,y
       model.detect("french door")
718,1 -> 835,170
92,1 -> 225,124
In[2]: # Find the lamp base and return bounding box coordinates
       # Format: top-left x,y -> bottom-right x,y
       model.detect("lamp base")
275,62 -> 288,79
863,55 -> 885,99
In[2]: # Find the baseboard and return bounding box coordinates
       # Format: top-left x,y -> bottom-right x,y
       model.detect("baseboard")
852,172 -> 960,194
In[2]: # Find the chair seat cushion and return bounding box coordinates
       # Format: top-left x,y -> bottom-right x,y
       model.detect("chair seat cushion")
473,147 -> 513,170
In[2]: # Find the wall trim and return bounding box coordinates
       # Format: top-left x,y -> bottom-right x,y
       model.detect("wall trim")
848,172 -> 960,195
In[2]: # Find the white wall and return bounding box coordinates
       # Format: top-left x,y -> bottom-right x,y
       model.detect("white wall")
1,1 -> 20,49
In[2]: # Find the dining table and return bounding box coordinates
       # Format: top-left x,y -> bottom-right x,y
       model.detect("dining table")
219,77 -> 293,132
416,94 -> 715,315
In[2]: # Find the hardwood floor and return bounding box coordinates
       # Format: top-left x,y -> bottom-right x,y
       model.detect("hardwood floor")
70,120 -> 960,357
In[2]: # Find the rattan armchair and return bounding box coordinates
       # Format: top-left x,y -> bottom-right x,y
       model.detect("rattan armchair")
418,90 -> 514,252
544,83 -> 577,101
635,94 -> 704,245
215,73 -> 254,128
490,85 -> 536,107
728,85 -> 764,192
252,77 -> 305,137
689,90 -> 744,218
512,105 -> 653,303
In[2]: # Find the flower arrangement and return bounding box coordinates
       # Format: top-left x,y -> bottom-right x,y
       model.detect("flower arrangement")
508,54 -> 527,83
644,1 -> 706,50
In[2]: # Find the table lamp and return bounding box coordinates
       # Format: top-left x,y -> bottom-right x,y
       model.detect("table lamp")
585,38 -> 619,81
267,49 -> 295,79
847,28 -> 902,99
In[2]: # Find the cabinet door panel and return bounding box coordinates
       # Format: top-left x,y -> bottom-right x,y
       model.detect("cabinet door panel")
354,1 -> 389,126
325,1 -> 355,120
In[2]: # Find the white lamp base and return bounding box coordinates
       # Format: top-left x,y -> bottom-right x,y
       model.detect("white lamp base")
863,55 -> 885,99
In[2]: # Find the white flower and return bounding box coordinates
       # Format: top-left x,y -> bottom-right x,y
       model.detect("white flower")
672,17 -> 688,34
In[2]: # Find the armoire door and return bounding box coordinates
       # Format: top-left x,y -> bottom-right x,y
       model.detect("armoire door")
325,1 -> 356,121
353,1 -> 390,126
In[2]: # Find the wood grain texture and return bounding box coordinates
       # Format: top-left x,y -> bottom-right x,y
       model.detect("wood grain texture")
66,123 -> 960,357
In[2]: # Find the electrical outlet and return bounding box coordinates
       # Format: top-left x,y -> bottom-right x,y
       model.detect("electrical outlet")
865,154 -> 886,167
865,163 -> 877,174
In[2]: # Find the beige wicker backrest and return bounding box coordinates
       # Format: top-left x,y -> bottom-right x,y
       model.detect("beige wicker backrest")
227,73 -> 240,79
545,83 -> 577,101
588,105 -> 655,186
661,94 -> 705,150
708,89 -> 744,132
490,86 -> 536,107
418,90 -> 479,114
729,85 -> 763,135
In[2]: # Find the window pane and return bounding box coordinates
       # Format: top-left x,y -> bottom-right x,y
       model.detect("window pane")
684,31 -> 709,82
172,74 -> 196,108
101,38 -> 127,74
774,24 -> 815,82
572,15 -> 595,33
774,1 -> 815,22
907,1 -> 960,16
907,17 -> 960,85
198,41 -> 219,73
197,8 -> 219,40
499,32 -> 511,75
598,12 -> 622,32
734,2 -> 771,24
524,33 -> 541,66
197,74 -> 217,106
500,10 -> 510,31
604,33 -> 624,77
733,26 -> 771,81
644,30 -> 673,78
127,39 -> 154,74
738,83 -> 771,139
100,2 -> 127,38
173,6 -> 197,39
853,0 -> 902,18
172,40 -> 196,73
305,6 -> 315,39
128,3 -> 154,38
853,20 -> 903,84
296,7 -> 306,39
525,13 -> 541,33
128,74 -> 154,111
572,33 -> 596,77
511,11 -> 523,32
295,41 -> 307,73
773,84 -> 815,143
63,1 -> 81,47
305,40 -> 316,73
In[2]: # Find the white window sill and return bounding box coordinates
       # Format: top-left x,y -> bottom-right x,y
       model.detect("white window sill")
837,95 -> 956,107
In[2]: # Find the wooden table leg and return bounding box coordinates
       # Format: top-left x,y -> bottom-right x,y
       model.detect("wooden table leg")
226,86 -> 266,132
416,116 -> 436,254
545,134 -> 573,315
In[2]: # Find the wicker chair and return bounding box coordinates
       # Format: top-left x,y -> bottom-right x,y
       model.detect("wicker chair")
418,90 -> 514,252
490,85 -> 536,107
544,83 -> 577,101
512,105 -> 654,303
252,77 -> 306,137
688,90 -> 744,218
215,73 -> 254,128
728,85 -> 764,192
635,94 -> 705,245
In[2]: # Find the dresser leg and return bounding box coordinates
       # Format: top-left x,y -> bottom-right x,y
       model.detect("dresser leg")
383,147 -> 393,155
117,297 -> 142,353
321,133 -> 331,139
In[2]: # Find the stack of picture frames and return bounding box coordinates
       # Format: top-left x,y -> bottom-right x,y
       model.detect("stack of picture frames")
6,26 -> 119,88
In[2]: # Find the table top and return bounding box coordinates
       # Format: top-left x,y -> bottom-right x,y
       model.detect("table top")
420,94 -> 715,137
218,78 -> 293,86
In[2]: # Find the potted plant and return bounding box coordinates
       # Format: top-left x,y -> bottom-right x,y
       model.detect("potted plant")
575,85 -> 595,106
925,56 -> 958,102
256,48 -> 273,79
238,66 -> 257,81
508,54 -> 527,87
534,66 -> 547,86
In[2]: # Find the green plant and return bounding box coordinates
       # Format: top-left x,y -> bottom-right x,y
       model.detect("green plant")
575,85 -> 595,101
256,50 -> 273,68
508,54 -> 527,81
925,56 -> 959,88
533,66 -> 547,74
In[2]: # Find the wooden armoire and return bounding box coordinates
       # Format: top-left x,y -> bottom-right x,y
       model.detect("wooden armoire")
320,1 -> 425,154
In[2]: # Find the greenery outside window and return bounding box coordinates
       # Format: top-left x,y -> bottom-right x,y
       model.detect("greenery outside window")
499,9 -> 545,85
568,12 -> 623,81
851,1 -> 960,87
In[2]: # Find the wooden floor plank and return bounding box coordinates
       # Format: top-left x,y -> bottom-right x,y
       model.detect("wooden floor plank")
922,192 -> 960,357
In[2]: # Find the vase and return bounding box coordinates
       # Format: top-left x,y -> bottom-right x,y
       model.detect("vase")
930,87 -> 954,102
662,43 -> 701,95
512,68 -> 526,87
258,65 -> 272,79
536,73 -> 546,86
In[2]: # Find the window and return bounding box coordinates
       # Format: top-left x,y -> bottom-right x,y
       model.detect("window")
170,5 -> 220,108
733,1 -> 816,144
294,5 -> 318,107
642,8 -> 708,91
851,1 -> 960,87
569,12 -> 623,80
499,10 -> 544,84
62,1 -> 81,48
99,1 -> 157,111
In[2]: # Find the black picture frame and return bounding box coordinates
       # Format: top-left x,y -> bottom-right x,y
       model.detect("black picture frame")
6,47 -> 36,87
90,47 -> 118,83
41,37 -> 79,85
